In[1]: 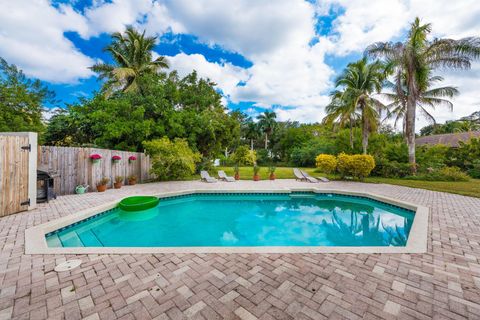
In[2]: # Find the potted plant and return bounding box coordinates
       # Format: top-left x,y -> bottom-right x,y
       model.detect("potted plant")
112,155 -> 121,164
269,166 -> 276,180
253,165 -> 261,181
114,176 -> 123,189
128,175 -> 137,185
96,177 -> 110,192
234,164 -> 240,180
128,155 -> 137,164
90,154 -> 102,164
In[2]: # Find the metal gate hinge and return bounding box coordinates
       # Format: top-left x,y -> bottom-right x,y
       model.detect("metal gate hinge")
21,199 -> 30,206
21,144 -> 31,152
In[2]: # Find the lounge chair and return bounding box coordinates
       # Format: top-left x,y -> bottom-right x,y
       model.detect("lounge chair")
218,170 -> 235,182
318,176 -> 330,182
293,168 -> 307,181
300,170 -> 319,183
200,171 -> 217,183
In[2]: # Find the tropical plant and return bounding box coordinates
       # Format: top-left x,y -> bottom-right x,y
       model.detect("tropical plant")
90,26 -> 169,96
329,57 -> 386,154
323,89 -> 359,149
257,111 -> 277,149
366,17 -> 480,173
383,75 -> 459,135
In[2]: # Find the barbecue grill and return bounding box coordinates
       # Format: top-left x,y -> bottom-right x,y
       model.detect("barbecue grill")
37,168 -> 58,203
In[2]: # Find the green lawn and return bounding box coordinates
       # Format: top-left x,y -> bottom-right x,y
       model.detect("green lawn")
211,166 -> 480,198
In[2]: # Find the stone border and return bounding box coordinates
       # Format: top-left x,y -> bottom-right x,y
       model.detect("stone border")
25,188 -> 429,254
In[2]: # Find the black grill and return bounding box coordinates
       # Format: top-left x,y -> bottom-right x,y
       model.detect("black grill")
37,169 -> 58,203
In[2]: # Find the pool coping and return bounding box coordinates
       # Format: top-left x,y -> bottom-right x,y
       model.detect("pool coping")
25,188 -> 429,254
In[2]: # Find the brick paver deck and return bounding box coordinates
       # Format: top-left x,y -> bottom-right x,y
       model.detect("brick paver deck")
1,180 -> 480,319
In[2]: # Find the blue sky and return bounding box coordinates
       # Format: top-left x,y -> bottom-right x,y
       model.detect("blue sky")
1,0 -> 479,127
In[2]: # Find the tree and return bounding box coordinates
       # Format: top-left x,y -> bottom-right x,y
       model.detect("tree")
323,89 -> 359,150
330,57 -> 386,154
383,75 -> 458,135
144,137 -> 201,180
366,17 -> 480,173
243,120 -> 260,150
0,57 -> 54,134
90,26 -> 169,96
257,111 -> 277,149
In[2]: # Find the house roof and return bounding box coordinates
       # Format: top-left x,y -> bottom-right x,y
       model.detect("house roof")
416,131 -> 480,147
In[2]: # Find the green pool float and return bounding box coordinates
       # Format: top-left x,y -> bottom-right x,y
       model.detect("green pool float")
118,196 -> 159,212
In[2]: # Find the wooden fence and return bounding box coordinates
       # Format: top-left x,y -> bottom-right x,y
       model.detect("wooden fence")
38,146 -> 154,195
0,135 -> 31,217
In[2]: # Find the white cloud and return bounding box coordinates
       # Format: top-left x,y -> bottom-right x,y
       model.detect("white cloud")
166,53 -> 249,98
158,0 -> 315,58
0,0 -> 94,83
81,0 -> 154,38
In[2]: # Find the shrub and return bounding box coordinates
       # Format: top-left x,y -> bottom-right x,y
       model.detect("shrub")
412,166 -> 470,181
350,154 -> 375,179
373,160 -> 411,178
336,153 -> 375,180
315,154 -> 337,174
467,160 -> 480,179
144,137 -> 201,180
231,145 -> 256,165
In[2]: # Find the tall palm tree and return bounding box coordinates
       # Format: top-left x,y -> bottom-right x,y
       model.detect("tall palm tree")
366,17 -> 480,173
257,111 -> 277,149
332,57 -> 386,154
90,26 -> 169,96
384,75 -> 459,134
323,89 -> 360,150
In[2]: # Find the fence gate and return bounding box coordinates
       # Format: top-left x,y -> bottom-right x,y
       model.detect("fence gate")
0,133 -> 35,217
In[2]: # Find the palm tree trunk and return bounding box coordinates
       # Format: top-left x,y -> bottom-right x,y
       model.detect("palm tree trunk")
406,82 -> 417,174
264,134 -> 268,149
362,107 -> 369,154
250,139 -> 254,151
349,118 -> 354,150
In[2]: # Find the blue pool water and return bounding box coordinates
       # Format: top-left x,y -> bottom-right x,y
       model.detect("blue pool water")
46,193 -> 414,247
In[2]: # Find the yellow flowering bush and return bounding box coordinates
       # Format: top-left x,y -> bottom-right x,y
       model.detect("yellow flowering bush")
336,153 -> 375,180
315,154 -> 337,174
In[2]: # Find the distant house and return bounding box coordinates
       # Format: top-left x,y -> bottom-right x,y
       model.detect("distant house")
416,131 -> 480,147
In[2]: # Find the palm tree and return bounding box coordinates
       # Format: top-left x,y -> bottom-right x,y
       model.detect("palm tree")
257,111 -> 277,149
90,26 -> 169,96
384,75 -> 459,134
243,121 -> 260,150
332,57 -> 386,154
366,17 -> 480,173
323,89 -> 360,150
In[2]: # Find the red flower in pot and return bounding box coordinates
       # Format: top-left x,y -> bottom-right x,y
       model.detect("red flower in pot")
90,154 -> 102,164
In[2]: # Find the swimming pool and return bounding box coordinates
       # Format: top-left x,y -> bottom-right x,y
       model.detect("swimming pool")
45,192 -> 415,248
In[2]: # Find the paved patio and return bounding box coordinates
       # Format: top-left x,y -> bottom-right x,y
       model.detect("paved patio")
1,180 -> 480,319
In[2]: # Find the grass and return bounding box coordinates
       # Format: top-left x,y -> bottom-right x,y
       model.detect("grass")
364,177 -> 480,198
212,166 -> 480,198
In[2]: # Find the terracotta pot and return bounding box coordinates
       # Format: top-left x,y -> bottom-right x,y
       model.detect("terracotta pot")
96,184 -> 107,192
114,182 -> 122,189
253,174 -> 260,181
128,179 -> 137,185
269,173 -> 276,180
234,173 -> 240,180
